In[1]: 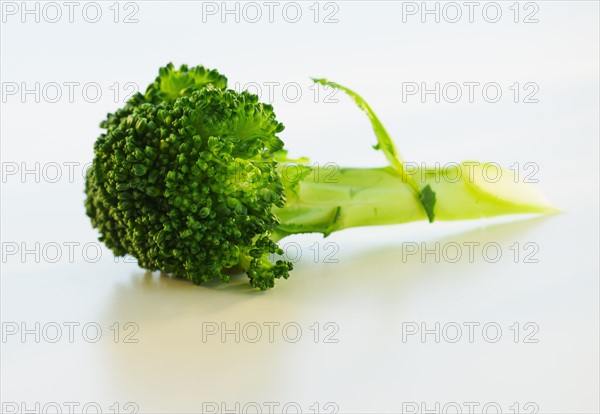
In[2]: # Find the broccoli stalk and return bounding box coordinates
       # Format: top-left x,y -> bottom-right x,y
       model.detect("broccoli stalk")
85,64 -> 555,290
272,164 -> 554,241
272,79 -> 554,240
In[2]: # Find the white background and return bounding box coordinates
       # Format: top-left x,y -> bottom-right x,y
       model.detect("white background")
1,1 -> 599,413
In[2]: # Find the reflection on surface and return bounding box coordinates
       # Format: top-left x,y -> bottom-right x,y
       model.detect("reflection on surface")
97,215 -> 563,411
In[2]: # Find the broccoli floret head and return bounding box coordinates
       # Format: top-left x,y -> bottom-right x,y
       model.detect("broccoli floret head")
85,63 -> 292,290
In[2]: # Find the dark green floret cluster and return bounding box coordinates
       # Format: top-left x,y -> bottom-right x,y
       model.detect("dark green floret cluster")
85,64 -> 292,290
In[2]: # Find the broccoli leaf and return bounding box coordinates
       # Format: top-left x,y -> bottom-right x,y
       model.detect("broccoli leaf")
312,78 -> 436,221
419,184 -> 436,222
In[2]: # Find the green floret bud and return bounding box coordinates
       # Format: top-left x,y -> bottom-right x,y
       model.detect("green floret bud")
85,63 -> 292,289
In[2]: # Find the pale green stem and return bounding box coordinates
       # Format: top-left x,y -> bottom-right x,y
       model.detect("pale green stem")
273,162 -> 557,240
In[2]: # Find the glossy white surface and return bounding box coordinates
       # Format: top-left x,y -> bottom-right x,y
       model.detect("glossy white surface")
1,2 -> 598,413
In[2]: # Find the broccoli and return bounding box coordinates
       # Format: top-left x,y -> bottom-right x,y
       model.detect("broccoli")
85,63 -> 555,290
